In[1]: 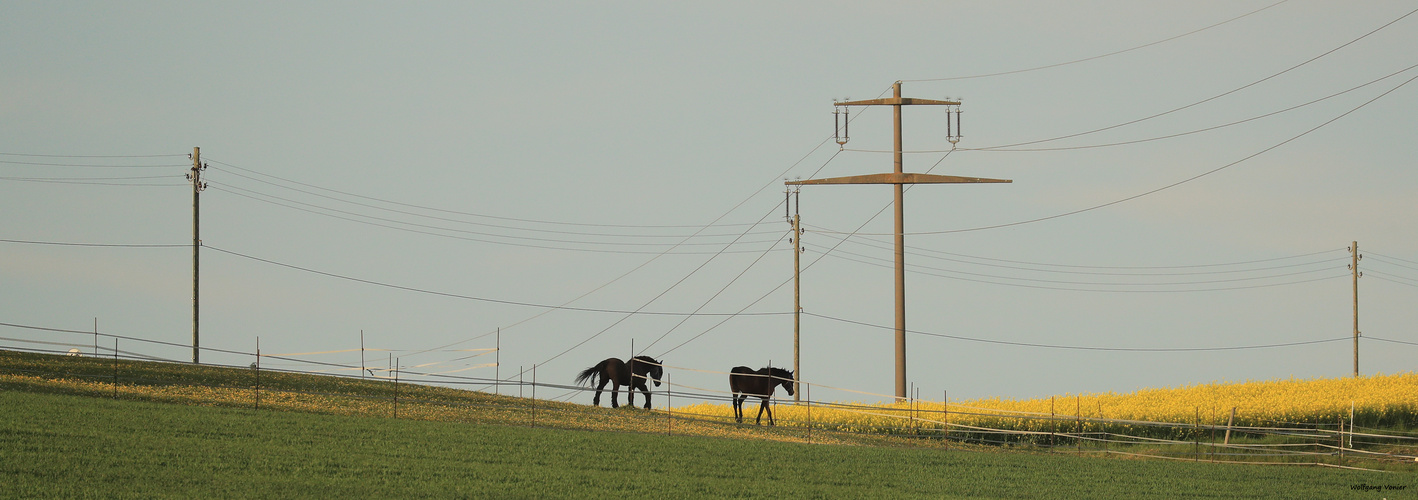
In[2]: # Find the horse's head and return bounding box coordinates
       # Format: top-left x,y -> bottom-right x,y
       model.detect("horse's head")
636,355 -> 664,387
773,367 -> 795,396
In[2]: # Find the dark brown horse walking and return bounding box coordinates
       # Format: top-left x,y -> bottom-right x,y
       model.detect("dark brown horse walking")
574,356 -> 664,409
729,366 -> 794,425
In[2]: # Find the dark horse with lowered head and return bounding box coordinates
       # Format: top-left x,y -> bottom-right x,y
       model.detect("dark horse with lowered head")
729,366 -> 794,425
575,356 -> 664,409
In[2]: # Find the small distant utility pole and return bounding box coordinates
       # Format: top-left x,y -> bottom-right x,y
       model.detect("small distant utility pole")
187,147 -> 206,364
1349,241 -> 1362,378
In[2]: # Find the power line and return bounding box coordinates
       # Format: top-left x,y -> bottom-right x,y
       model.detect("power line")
0,175 -> 185,187
655,148 -> 911,358
202,245 -> 788,317
898,246 -> 1346,271
949,61 -> 1418,153
865,62 -> 1418,156
207,181 -> 784,249
0,174 -> 180,181
903,1 -> 1289,82
968,6 -> 1418,151
816,233 -> 1348,277
1367,255 -> 1418,273
839,71 -> 1418,237
0,238 -> 186,248
0,152 -> 186,158
206,158 -> 767,231
822,246 -> 1346,288
205,99 -> 857,375
637,223 -> 790,355
821,250 -> 1349,293
1368,272 -> 1418,289
1367,336 -> 1418,347
530,187 -> 798,370
206,165 -> 782,239
1367,252 -> 1418,267
534,146 -> 861,367
0,159 -> 187,168
804,312 -> 1351,352
207,184 -> 783,256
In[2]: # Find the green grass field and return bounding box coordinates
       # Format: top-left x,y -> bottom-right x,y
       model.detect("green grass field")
3,390 -> 1401,499
1,350 -> 1414,498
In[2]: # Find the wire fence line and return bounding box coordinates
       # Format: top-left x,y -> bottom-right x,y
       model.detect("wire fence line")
6,321 -> 1418,464
4,341 -> 1418,471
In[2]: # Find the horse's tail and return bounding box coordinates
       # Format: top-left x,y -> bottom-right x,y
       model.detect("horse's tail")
574,360 -> 606,386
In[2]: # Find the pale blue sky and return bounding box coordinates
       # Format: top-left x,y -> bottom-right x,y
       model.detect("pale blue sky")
3,1 -> 1416,405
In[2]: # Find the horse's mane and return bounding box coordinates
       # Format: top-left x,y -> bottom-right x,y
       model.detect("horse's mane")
761,366 -> 792,380
631,355 -> 660,365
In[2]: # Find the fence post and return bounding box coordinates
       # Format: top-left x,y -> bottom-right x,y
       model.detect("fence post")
1338,417 -> 1345,466
1076,395 -> 1082,455
393,358 -> 399,419
943,389 -> 948,451
666,372 -> 672,436
805,383 -> 812,444
531,364 -> 537,429
1099,400 -> 1105,454
254,338 -> 261,410
1349,401 -> 1355,449
1224,407 -> 1236,445
1193,406 -> 1200,462
494,328 -> 500,396
1209,407 -> 1215,460
112,338 -> 118,398
914,387 -> 921,437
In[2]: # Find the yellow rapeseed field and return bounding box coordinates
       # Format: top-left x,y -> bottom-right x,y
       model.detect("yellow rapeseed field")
678,372 -> 1418,437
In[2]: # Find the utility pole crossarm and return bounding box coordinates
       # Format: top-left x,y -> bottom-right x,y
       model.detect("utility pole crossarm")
788,173 -> 1011,186
838,97 -> 960,107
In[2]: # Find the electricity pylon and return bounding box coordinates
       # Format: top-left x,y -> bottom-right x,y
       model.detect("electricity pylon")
788,81 -> 1010,400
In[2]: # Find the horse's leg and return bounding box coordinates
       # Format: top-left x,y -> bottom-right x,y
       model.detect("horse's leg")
756,397 -> 769,425
732,394 -> 743,423
765,397 -> 775,426
593,377 -> 609,406
610,382 -> 621,408
627,380 -> 636,409
639,381 -> 652,410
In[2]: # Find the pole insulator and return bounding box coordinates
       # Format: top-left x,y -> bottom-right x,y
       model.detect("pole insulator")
834,105 -> 850,146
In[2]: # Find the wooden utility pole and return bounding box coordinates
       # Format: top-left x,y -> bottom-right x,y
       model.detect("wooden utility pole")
789,188 -> 803,401
188,147 -> 205,364
1350,241 -> 1361,378
788,82 -> 1010,400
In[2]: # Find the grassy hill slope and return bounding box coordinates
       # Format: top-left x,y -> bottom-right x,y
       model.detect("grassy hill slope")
1,390 -> 1392,499
1,350 -> 1413,497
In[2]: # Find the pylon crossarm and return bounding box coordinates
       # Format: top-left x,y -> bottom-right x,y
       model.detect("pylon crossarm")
837,97 -> 960,107
787,173 -> 1011,185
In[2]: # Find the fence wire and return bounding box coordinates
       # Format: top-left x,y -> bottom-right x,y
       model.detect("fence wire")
2,337 -> 1417,471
